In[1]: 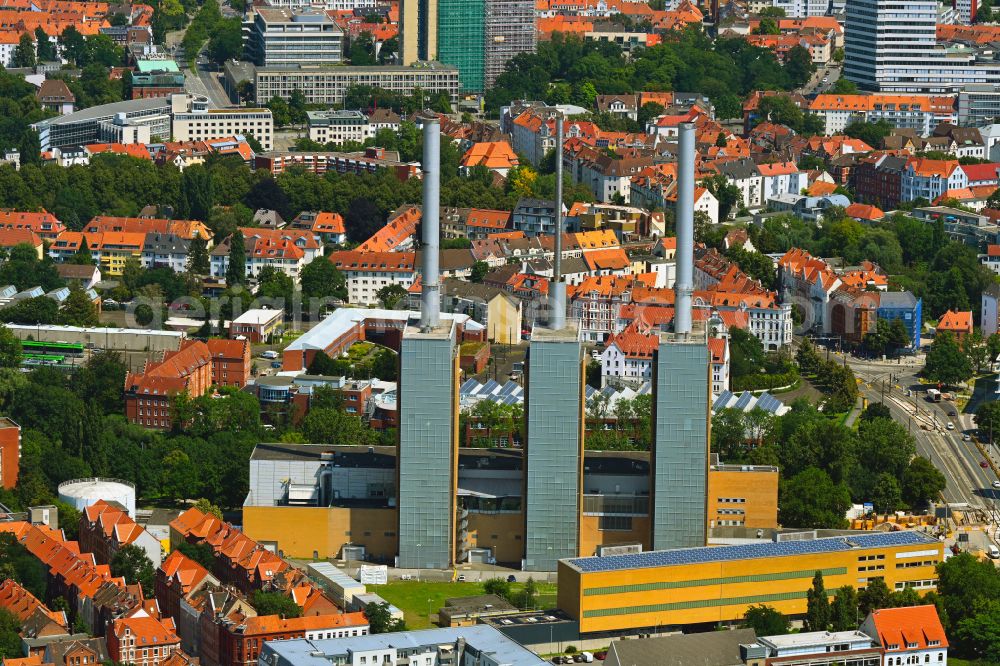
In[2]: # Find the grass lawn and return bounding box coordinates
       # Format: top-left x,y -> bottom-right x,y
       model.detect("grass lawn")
371,580 -> 557,629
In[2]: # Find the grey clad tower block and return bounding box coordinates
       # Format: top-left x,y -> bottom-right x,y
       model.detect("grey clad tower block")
650,334 -> 710,551
523,321 -> 584,571
397,116 -> 458,570
397,320 -> 459,569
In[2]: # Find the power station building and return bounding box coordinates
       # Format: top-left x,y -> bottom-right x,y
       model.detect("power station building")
242,120 -> 731,571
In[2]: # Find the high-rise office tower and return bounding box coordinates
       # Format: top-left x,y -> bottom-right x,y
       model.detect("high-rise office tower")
400,0 -> 437,65
523,115 -> 583,572
843,0 -> 1000,93
429,0 -> 534,92
397,118 -> 459,569
650,123 -> 710,551
437,0 -> 485,92
484,0 -> 536,89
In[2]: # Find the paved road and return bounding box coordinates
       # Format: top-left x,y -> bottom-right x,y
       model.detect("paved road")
798,62 -> 843,96
849,357 -> 1000,515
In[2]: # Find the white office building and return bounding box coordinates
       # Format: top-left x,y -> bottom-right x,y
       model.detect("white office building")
245,7 -> 344,68
845,0 -> 1000,92
170,94 -> 274,151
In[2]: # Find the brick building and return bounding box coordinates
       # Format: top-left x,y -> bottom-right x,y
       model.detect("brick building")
79,500 -> 163,569
206,339 -> 251,389
124,340 -> 213,430
0,417 -> 19,489
106,612 -> 181,666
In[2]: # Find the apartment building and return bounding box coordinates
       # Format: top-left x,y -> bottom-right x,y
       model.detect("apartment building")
306,110 -> 374,145
227,61 -> 459,107
79,499 -> 163,568
206,338 -> 251,388
124,340 -> 213,430
170,95 -> 273,152
245,7 -> 344,68
326,250 -> 418,305
808,94 -> 957,136
107,612 -> 181,666
210,229 -> 322,283
859,606 -> 948,666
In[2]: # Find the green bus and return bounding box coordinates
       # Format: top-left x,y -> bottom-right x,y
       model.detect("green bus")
21,340 -> 84,356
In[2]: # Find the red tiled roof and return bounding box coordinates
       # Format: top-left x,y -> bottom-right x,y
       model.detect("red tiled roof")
937,309 -> 973,333
868,604 -> 948,651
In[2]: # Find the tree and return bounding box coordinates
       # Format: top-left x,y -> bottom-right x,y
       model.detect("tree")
901,456 -> 946,509
376,284 -> 408,309
844,120 -> 893,151
779,467 -> 851,528
831,77 -> 857,94
870,472 -> 902,513
193,498 -> 223,519
349,31 -> 376,65
754,17 -> 780,34
729,327 -> 766,379
0,608 -> 21,658
344,197 -> 384,243
207,17 -> 242,64
976,400 -> 1000,442
188,236 -> 210,274
963,329 -> 990,374
0,328 -> 21,369
177,541 -> 216,570
483,577 -> 511,599
471,261 -> 489,283
289,88 -> 308,125
937,552 -> 1000,629
300,258 -> 346,315
784,45 -> 815,88
858,577 -> 893,616
257,266 -> 294,305
365,601 -> 405,633
110,544 -> 155,596
59,26 -> 87,66
58,287 -> 99,327
741,604 -> 790,636
251,590 -> 302,618
925,331 -> 972,385
0,296 -> 58,325
11,33 -> 35,68
955,601 -> 1000,663
226,229 -> 246,286
302,407 -> 377,446
829,585 -> 858,631
860,402 -> 891,422
34,27 -> 54,62
182,164 -> 214,221
805,571 -> 830,632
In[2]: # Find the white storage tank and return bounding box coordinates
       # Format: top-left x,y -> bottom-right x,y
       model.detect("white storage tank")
57,478 -> 136,517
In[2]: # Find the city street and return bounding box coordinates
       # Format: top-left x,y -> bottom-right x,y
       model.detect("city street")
844,352 -> 1000,522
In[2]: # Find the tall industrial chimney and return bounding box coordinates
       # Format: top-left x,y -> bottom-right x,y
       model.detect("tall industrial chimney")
550,112 -> 566,330
674,122 -> 695,338
420,117 -> 441,329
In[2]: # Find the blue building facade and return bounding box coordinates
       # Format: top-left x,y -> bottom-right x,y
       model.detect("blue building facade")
877,292 -> 922,350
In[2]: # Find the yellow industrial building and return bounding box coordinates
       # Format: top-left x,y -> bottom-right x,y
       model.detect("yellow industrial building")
242,444 -> 779,565
557,530 -> 943,634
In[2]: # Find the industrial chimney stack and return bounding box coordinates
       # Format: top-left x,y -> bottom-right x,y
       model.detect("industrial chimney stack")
420,117 -> 441,329
674,122 -> 695,339
549,112 -> 566,330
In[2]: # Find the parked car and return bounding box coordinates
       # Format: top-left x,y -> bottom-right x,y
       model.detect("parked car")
947,422 -> 955,430
456,574 -> 466,582
964,434 -> 972,442
270,361 -> 281,369
507,574 -> 516,583
261,350 -> 279,359
993,481 -> 1000,489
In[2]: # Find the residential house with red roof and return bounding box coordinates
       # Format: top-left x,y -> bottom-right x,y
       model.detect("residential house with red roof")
859,605 -> 947,666
758,161 -> 807,202
79,500 -> 162,568
106,610 -> 181,666
778,247 -> 843,334
600,321 -> 657,386
154,551 -> 218,625
124,340 -> 213,430
0,210 -> 64,240
901,158 -> 965,203
982,243 -> 1000,275
0,228 -> 43,258
357,205 -> 420,253
326,250 -> 417,306
459,141 -> 519,177
708,335 -> 730,395
210,229 -> 322,284
217,613 -> 368,666
845,203 -> 885,221
936,309 -> 973,340
0,579 -> 68,638
288,212 -> 345,246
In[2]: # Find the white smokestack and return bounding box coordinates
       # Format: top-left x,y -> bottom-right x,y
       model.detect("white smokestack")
420,118 -> 440,329
675,122 -> 695,338
550,112 -> 566,330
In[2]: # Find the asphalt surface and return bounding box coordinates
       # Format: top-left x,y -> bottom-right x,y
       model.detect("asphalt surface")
845,352 -> 1000,517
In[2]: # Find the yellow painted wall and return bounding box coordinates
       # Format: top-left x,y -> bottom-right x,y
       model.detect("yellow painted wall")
243,505 -> 398,561
488,296 -> 522,345
467,512 -> 524,564
707,469 -> 779,529
578,515 -> 651,558
561,541 -> 943,633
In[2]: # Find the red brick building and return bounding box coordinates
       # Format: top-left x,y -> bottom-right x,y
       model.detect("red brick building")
217,613 -> 369,666
206,339 -> 251,389
154,551 -> 216,622
124,340 -> 213,430
106,611 -> 181,666
79,500 -> 162,568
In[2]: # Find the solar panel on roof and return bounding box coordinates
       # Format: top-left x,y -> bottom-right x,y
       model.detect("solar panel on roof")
585,386 -> 597,399
757,393 -> 781,413
460,378 -> 481,394
499,381 -> 519,397
601,385 -> 616,397
501,394 -> 519,405
478,379 -> 501,395
566,531 -> 934,573
734,392 -> 755,410
713,391 -> 734,410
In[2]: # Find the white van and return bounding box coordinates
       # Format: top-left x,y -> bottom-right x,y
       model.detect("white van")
261,350 -> 279,359
989,544 -> 999,559
580,653 -> 594,663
